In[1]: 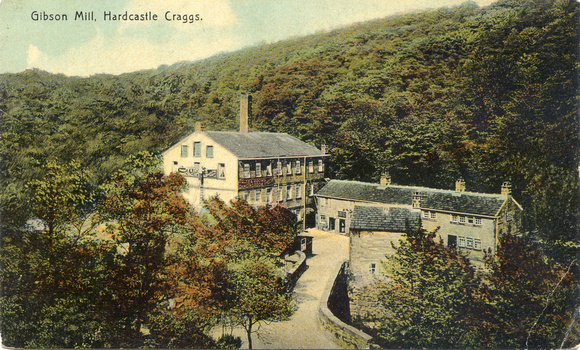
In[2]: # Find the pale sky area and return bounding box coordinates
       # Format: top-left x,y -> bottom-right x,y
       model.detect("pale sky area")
0,0 -> 497,77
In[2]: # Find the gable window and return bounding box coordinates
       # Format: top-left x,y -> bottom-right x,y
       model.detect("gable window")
218,163 -> 225,179
255,163 -> 262,177
243,164 -> 250,178
295,160 -> 301,174
181,145 -> 188,157
193,142 -> 201,157
286,185 -> 292,200
309,161 -> 314,173
318,159 -> 324,172
206,145 -> 214,158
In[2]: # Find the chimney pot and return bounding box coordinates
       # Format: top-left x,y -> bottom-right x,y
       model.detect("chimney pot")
501,181 -> 512,196
455,178 -> 466,192
380,172 -> 391,186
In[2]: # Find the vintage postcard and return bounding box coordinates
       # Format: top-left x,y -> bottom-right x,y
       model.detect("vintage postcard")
0,0 -> 578,348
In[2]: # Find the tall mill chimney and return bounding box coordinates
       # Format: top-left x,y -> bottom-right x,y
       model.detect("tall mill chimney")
240,94 -> 251,133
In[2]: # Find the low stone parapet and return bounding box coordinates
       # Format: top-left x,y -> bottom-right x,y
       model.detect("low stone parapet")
318,261 -> 374,349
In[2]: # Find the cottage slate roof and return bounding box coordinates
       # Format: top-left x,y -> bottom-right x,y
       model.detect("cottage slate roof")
205,131 -> 323,159
351,206 -> 420,232
316,180 -> 509,217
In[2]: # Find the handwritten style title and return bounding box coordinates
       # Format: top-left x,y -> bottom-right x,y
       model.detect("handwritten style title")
30,11 -> 202,23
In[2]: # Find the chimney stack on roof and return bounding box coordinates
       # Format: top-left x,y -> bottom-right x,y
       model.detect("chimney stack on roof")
321,144 -> 328,155
455,178 -> 466,192
240,94 -> 251,133
380,172 -> 391,186
194,121 -> 202,132
501,181 -> 512,196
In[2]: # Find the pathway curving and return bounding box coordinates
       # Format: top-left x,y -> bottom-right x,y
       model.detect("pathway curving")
219,229 -> 350,349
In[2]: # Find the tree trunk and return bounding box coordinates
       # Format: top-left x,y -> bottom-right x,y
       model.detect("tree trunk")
246,317 -> 253,349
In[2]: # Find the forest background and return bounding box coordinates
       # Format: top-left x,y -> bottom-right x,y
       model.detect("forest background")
0,0 -> 578,347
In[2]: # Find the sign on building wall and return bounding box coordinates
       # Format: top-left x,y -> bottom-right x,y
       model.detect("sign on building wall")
178,167 -> 217,179
239,176 -> 274,189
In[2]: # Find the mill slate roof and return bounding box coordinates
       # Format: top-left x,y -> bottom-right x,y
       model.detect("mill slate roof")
205,131 -> 323,159
351,206 -> 420,232
316,180 -> 509,217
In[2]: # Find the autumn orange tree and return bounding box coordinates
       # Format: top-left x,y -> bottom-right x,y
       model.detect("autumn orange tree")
176,197 -> 296,349
98,152 -> 190,347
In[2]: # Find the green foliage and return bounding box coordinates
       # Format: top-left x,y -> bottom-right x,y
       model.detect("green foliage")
355,225 -> 480,349
477,234 -> 579,348
355,230 -> 579,349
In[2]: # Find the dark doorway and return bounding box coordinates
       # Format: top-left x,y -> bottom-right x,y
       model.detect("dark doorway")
329,217 -> 336,231
339,219 -> 346,233
448,235 -> 457,248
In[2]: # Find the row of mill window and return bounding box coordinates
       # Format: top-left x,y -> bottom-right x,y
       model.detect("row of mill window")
242,159 -> 324,179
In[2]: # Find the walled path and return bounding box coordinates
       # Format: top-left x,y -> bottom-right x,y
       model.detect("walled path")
216,229 -> 350,349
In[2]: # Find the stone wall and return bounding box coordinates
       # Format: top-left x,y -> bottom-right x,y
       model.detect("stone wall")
318,261 -> 374,349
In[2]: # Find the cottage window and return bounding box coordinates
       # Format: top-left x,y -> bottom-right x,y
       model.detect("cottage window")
277,161 -> 282,176
458,236 -> 466,248
254,189 -> 261,202
243,164 -> 250,178
310,184 -> 315,196
181,145 -> 188,157
318,159 -> 324,172
451,215 -> 459,223
286,185 -> 292,200
218,163 -> 225,179
466,237 -> 474,249
475,217 -> 482,225
295,184 -> 302,198
459,216 -> 466,224
474,239 -> 482,250
369,263 -> 377,275
295,160 -> 301,174
286,162 -> 292,175
309,161 -> 314,173
206,145 -> 214,158
430,212 -> 437,219
423,211 -> 429,219
468,217 -> 474,224
193,142 -> 201,157
243,191 -> 249,201
278,187 -> 284,202
255,163 -> 262,177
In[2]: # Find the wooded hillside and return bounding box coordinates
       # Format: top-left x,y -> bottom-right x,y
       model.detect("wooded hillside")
1,0 -> 578,255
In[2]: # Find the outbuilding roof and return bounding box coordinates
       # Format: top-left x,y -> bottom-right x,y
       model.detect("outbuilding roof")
315,180 -> 511,217
351,206 -> 420,232
205,131 -> 323,159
